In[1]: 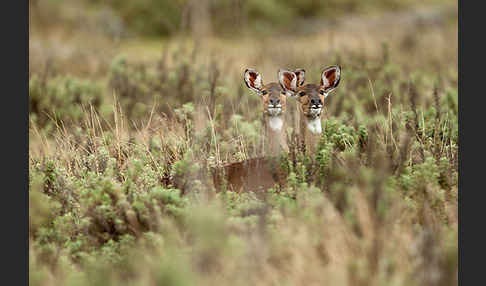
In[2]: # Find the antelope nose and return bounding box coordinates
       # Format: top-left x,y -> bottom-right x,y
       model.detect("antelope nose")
311,98 -> 321,105
270,98 -> 280,106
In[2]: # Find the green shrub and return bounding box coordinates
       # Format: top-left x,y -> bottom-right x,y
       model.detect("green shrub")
29,75 -> 103,129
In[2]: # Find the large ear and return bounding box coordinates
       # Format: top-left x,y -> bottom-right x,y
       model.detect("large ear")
294,69 -> 305,87
244,69 -> 263,94
320,65 -> 341,97
278,69 -> 297,96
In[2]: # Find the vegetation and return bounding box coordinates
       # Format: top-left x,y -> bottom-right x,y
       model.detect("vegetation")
30,1 -> 457,285
31,0 -> 455,37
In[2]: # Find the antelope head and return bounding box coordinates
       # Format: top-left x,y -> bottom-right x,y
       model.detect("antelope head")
279,66 -> 341,120
244,69 -> 295,118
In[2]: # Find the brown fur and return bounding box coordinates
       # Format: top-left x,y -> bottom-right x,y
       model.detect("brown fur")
245,70 -> 260,89
296,85 -> 327,154
294,69 -> 305,87
295,84 -> 322,117
211,72 -> 290,192
264,113 -> 289,155
261,82 -> 287,115
293,66 -> 341,154
259,82 -> 289,155
298,106 -> 321,154
212,157 -> 286,193
321,66 -> 341,92
285,69 -> 306,143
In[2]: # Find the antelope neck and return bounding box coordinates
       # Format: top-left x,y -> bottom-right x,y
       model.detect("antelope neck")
298,114 -> 322,155
267,115 -> 284,131
306,116 -> 322,134
265,114 -> 288,156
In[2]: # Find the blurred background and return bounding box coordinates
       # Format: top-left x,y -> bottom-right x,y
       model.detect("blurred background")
30,0 -> 457,77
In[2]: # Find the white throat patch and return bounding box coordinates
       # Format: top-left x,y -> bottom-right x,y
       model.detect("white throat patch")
309,107 -> 322,117
267,106 -> 282,116
307,117 -> 322,134
269,116 -> 284,131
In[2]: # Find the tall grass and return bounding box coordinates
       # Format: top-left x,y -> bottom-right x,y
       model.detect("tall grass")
29,5 -> 457,285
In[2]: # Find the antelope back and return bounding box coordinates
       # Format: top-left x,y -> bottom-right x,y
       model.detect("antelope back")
212,157 -> 286,193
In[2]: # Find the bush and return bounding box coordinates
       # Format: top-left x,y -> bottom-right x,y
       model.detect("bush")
29,28 -> 457,285
29,75 -> 103,129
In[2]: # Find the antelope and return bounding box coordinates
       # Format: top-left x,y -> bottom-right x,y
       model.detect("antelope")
244,68 -> 293,156
211,69 -> 298,193
284,69 -> 306,138
279,66 -> 341,154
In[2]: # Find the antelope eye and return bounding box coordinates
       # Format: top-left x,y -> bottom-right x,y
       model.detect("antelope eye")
281,91 -> 286,95
319,90 -> 325,95
261,90 -> 268,95
299,91 -> 305,97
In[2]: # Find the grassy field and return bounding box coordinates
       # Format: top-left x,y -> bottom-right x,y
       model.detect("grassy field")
29,1 -> 457,285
